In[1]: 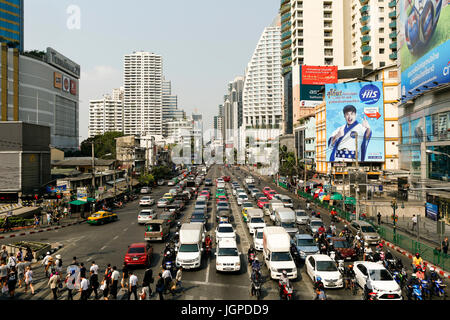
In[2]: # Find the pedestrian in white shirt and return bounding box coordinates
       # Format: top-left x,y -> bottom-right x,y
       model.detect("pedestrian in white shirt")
110,266 -> 120,299
79,275 -> 90,300
90,261 -> 99,275
24,266 -> 34,295
412,215 -> 417,231
128,271 -> 138,300
7,252 -> 17,269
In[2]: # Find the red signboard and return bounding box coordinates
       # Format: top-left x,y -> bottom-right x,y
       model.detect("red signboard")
301,65 -> 338,85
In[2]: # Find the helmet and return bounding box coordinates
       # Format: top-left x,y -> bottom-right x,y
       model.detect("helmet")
429,266 -> 435,272
378,243 -> 383,248
365,242 -> 369,247
316,276 -> 322,281
46,252 -> 50,255
56,255 -> 61,259
166,251 -> 170,255
348,264 -> 353,268
254,257 -> 259,262
412,273 -> 417,278
282,270 -> 287,276
415,253 -> 420,257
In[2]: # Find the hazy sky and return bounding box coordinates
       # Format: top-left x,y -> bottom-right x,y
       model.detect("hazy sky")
24,0 -> 279,142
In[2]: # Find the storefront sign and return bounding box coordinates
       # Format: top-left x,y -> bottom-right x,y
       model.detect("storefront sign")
426,202 -> 439,221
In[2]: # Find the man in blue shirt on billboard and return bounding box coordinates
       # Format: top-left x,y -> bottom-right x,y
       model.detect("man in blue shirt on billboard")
328,105 -> 372,162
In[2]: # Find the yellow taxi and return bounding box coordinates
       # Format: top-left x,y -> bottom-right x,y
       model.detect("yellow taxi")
162,193 -> 174,203
87,211 -> 118,225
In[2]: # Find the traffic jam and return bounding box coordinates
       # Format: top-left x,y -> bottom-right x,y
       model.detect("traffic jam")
133,165 -> 447,301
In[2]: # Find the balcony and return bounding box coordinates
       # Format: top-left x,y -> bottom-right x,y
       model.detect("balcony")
281,12 -> 291,23
389,42 -> 397,49
389,31 -> 397,39
281,39 -> 292,49
280,2 -> 290,15
281,31 -> 291,41
388,0 -> 396,8
362,55 -> 372,65
282,56 -> 292,67
282,48 -> 292,58
360,15 -> 370,25
281,21 -> 291,32
281,0 -> 289,5
389,52 -> 397,60
282,66 -> 292,75
361,45 -> 371,54
389,10 -> 397,19
361,25 -> 370,34
360,5 -> 370,14
360,0 -> 369,5
389,21 -> 397,29
361,35 -> 371,44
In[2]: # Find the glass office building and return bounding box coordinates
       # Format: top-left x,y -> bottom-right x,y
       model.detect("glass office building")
0,0 -> 24,51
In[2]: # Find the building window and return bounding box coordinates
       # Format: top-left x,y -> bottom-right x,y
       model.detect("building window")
379,38 -> 385,44
379,27 -> 385,33
379,17 -> 384,23
379,48 -> 385,54
379,7 -> 384,13
380,62 -> 386,67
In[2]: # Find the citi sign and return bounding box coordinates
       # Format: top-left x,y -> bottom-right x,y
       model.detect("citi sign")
359,84 -> 381,105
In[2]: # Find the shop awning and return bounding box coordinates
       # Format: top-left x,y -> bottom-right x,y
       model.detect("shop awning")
344,197 -> 356,205
330,193 -> 343,200
69,198 -> 96,206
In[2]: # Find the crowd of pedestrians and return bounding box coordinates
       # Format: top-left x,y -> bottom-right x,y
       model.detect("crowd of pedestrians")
0,245 -> 34,298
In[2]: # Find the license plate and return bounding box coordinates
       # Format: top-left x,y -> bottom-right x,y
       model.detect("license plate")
387,294 -> 395,299
224,268 -> 233,271
133,257 -> 139,261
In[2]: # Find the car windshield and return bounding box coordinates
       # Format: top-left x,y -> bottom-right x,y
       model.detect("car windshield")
159,199 -> 168,202
218,202 -> 228,207
160,214 -> 172,219
361,226 -> 376,233
311,221 -> 323,227
145,224 -> 161,232
250,217 -> 264,223
239,195 -> 247,199
256,231 -> 263,239
296,211 -> 307,217
296,238 -> 315,246
333,240 -> 351,248
140,211 -> 152,216
369,269 -> 393,281
218,248 -> 238,256
141,197 -> 150,200
192,214 -> 204,219
128,247 -> 145,254
282,199 -> 292,204
218,226 -> 234,233
316,261 -> 338,272
91,213 -> 102,217
179,244 -> 199,253
196,201 -> 206,206
281,222 -> 296,229
271,252 -> 292,262
217,189 -> 225,193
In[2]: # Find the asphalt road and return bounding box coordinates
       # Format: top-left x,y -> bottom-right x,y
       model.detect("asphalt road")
1,164 -> 447,300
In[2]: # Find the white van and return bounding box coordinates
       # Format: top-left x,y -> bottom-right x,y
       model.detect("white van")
263,226 -> 297,280
246,208 -> 266,235
278,194 -> 294,208
269,200 -> 284,222
175,223 -> 205,269
215,238 -> 241,272
274,208 -> 298,237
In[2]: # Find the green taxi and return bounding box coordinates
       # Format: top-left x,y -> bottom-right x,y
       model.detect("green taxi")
87,211 -> 118,225
215,188 -> 227,199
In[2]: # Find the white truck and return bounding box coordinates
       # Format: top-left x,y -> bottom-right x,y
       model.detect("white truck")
246,208 -> 266,235
263,226 -> 297,280
175,223 -> 205,269
215,238 -> 241,272
269,200 -> 285,222
245,176 -> 255,185
274,207 -> 298,237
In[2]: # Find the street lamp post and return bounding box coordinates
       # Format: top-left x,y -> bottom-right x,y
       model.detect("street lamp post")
391,198 -> 398,237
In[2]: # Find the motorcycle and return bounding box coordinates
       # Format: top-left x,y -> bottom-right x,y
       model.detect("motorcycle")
393,270 -> 408,289
251,278 -> 262,300
205,243 -> 212,257
421,280 -> 432,300
331,215 -> 338,223
248,252 -> 256,265
432,279 -> 447,299
279,282 -> 293,300
411,284 -> 423,301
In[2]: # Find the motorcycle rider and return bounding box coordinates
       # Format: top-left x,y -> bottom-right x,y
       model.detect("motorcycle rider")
314,276 -> 325,299
363,242 -> 373,261
204,234 -> 212,255
279,270 -> 290,298
318,224 -> 326,236
406,273 -> 422,300
330,223 -> 337,236
251,257 -> 261,273
250,268 -> 262,296
343,264 -> 356,290
330,208 -> 337,222
412,253 -> 423,273
248,245 -> 256,264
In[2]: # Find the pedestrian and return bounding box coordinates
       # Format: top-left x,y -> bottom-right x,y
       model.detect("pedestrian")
79,262 -> 86,279
55,254 -> 63,274
7,265 -> 17,298
102,264 -> 112,300
0,246 -> 8,262
65,270 -> 76,300
33,215 -> 39,228
155,273 -> 164,300
442,237 -> 449,255
79,274 -> 90,300
24,266 -> 35,295
175,267 -> 183,293
412,214 -> 417,231
139,282 -> 150,300
24,246 -> 33,262
0,259 -> 8,289
110,265 -> 120,299
90,261 -> 99,276
16,248 -> 23,262
63,206 -> 68,218
48,271 -> 60,300
142,266 -> 153,296
16,261 -> 25,288
121,262 -> 129,289
377,212 -> 382,225
89,269 -> 99,299
47,212 -> 52,225
128,270 -> 138,300
162,267 -> 172,294
71,256 -> 79,266
7,252 -> 17,269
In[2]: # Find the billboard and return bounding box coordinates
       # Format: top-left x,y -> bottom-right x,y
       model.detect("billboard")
62,76 -> 70,92
70,79 -> 77,95
301,65 -> 338,85
54,72 -> 62,89
325,82 -> 385,163
399,0 -> 450,102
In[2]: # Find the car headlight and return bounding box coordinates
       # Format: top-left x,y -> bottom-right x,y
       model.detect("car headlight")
271,267 -> 277,272
299,251 -> 306,256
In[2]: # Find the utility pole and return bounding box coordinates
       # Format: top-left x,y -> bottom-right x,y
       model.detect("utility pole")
91,143 -> 96,199
354,132 -> 360,221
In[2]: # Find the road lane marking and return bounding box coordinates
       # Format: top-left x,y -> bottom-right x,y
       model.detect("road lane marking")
113,235 -> 119,240
123,228 -> 128,232
100,246 -> 107,251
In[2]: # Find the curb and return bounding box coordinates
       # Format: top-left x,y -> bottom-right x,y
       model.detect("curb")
381,240 -> 450,280
0,220 -> 86,240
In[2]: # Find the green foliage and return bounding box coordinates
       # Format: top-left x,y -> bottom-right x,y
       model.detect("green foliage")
151,166 -> 172,180
139,173 -> 155,186
80,132 -> 124,159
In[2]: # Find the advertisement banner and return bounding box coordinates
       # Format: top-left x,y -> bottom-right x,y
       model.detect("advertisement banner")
325,82 -> 385,163
70,79 -> 77,95
301,65 -> 338,85
62,76 -> 70,92
54,72 -> 62,89
426,202 -> 439,221
399,0 -> 450,102
77,187 -> 87,201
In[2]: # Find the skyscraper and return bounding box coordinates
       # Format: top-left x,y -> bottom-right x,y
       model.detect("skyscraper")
162,78 -> 179,120
0,0 -> 24,52
123,52 -> 163,136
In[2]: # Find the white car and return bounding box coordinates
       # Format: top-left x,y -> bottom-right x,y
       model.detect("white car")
215,223 -> 236,243
215,238 -> 241,272
157,198 -> 169,208
139,196 -> 154,206
237,193 -> 249,206
253,228 -> 264,251
354,261 -> 403,300
234,188 -> 245,197
305,254 -> 343,289
247,216 -> 266,235
168,180 -> 175,186
140,187 -> 151,194
138,209 -> 156,224
295,209 -> 309,225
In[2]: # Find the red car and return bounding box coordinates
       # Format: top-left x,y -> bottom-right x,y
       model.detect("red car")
329,237 -> 357,261
124,243 -> 153,267
267,191 -> 277,200
263,187 -> 272,196
222,176 -> 231,182
216,195 -> 228,203
199,191 -> 210,200
257,197 -> 269,208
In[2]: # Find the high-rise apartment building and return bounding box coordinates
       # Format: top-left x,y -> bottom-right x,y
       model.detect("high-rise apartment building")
162,78 -> 179,120
243,21 -> 283,130
88,89 -> 124,138
349,0 -> 398,68
223,77 -> 244,149
123,52 -> 163,136
0,0 -> 24,52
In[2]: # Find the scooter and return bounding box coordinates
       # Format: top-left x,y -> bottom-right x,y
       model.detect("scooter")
279,282 -> 293,300
411,284 -> 423,300
248,252 -> 256,265
251,278 -> 262,300
421,280 -> 432,300
432,279 -> 447,299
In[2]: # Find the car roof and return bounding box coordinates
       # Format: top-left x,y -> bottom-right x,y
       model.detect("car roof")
129,242 -> 146,248
295,234 -> 314,239
355,261 -> 386,270
217,223 -> 233,228
310,254 -> 333,261
310,218 -> 323,223
354,221 -> 371,226
218,238 -> 237,248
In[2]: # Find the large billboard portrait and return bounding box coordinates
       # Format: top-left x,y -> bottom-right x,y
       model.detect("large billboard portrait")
325,82 -> 385,163
399,0 -> 450,102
